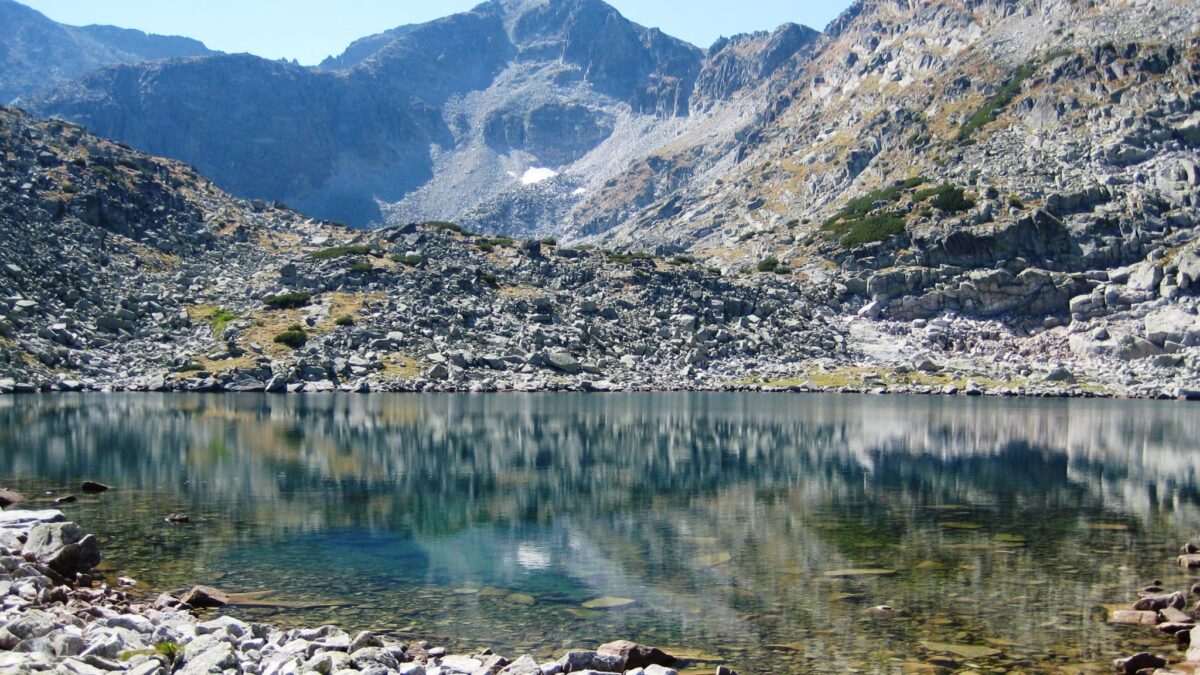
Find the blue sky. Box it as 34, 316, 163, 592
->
21, 1, 853, 65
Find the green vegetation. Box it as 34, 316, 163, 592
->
476, 236, 515, 252
669, 255, 696, 265
335, 315, 355, 327
480, 271, 499, 287
957, 61, 1039, 142
273, 324, 308, 349
156, 642, 181, 662
838, 212, 907, 248
1008, 195, 1025, 209
540, 237, 558, 246
310, 244, 370, 260
62, 183, 79, 194
605, 250, 655, 264
914, 183, 976, 213
821, 177, 925, 248
392, 254, 425, 267
785, 219, 800, 229
757, 256, 781, 273
347, 261, 374, 273
207, 309, 237, 337
426, 220, 468, 234
178, 362, 204, 373
264, 292, 312, 309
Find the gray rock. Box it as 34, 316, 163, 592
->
22, 522, 101, 575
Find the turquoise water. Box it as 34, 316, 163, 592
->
2, 393, 1199, 673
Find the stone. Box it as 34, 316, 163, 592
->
180, 585, 230, 608
80, 482, 110, 494
0, 490, 25, 509
545, 350, 581, 375
498, 655, 542, 675
1110, 610, 1159, 625
596, 641, 674, 669
22, 522, 101, 575
1113, 652, 1166, 674
1133, 591, 1185, 611
178, 636, 239, 675
556, 651, 624, 673
3, 608, 59, 640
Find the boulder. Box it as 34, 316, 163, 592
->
545, 350, 581, 375
22, 522, 101, 575
1113, 652, 1166, 674
0, 490, 25, 509
498, 655, 541, 675
178, 635, 238, 675
80, 482, 110, 494
1145, 308, 1200, 347
180, 585, 230, 608
557, 650, 623, 673
597, 641, 674, 670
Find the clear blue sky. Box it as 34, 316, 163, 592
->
20, 1, 852, 65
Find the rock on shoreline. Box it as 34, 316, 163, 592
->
0, 510, 724, 675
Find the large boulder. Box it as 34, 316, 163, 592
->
22, 522, 101, 575
0, 490, 25, 509
180, 585, 230, 608
597, 641, 675, 669
1144, 308, 1200, 346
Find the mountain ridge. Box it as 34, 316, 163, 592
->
0, 0, 216, 104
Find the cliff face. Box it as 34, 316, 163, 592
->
0, 0, 215, 104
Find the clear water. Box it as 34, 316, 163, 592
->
2, 393, 1199, 673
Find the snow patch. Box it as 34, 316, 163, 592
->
572, 187, 587, 196
520, 167, 558, 185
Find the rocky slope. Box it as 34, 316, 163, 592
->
0, 0, 215, 104
23, 0, 817, 230
0, 105, 1196, 398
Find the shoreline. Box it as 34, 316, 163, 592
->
1, 383, 1198, 401
0, 509, 708, 675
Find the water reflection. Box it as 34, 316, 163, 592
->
1, 394, 1198, 673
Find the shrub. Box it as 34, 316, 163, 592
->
540, 237, 558, 246
757, 256, 780, 273
178, 362, 204, 373
310, 245, 370, 260
669, 255, 696, 265
840, 213, 907, 248
264, 292, 312, 309
915, 184, 976, 213
347, 261, 373, 273
393, 254, 425, 266
1008, 196, 1025, 209
773, 265, 792, 275
335, 315, 355, 327
958, 61, 1038, 142
480, 271, 499, 287
273, 324, 308, 349
605, 251, 655, 264
426, 220, 466, 234
824, 177, 926, 229
62, 183, 79, 194
476, 237, 514, 252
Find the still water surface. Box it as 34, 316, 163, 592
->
2, 394, 1199, 673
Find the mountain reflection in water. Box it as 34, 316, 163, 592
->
2, 393, 1197, 673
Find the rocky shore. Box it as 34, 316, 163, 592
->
1108, 545, 1200, 674
0, 508, 720, 675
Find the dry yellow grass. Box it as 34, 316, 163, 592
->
380, 353, 425, 379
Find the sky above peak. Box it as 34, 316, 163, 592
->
20, 0, 853, 66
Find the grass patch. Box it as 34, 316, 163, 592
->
540, 237, 558, 246
273, 324, 308, 349
335, 315, 355, 327
669, 255, 696, 265
310, 244, 370, 260
347, 261, 373, 273
264, 292, 312, 309
392, 254, 425, 267
957, 61, 1038, 142
480, 271, 499, 287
